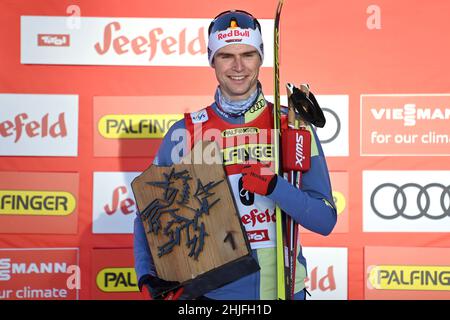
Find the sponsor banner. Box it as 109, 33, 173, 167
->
0, 172, 79, 234
303, 247, 348, 300
301, 171, 348, 233
91, 248, 144, 300
92, 172, 140, 234
330, 172, 349, 233
222, 143, 274, 166
0, 248, 79, 300
365, 246, 450, 299
0, 94, 78, 156
266, 95, 349, 157
363, 171, 450, 232
21, 16, 274, 67
228, 174, 276, 249
93, 96, 211, 157
361, 94, 450, 156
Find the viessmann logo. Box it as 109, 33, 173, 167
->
361, 94, 450, 156
371, 104, 450, 127
0, 258, 68, 281
98, 114, 182, 139
38, 34, 70, 47
96, 267, 139, 292
0, 190, 76, 216
367, 265, 450, 291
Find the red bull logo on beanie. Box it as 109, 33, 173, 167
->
217, 29, 251, 41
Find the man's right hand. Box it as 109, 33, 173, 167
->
139, 274, 184, 300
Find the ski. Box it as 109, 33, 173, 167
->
273, 0, 289, 300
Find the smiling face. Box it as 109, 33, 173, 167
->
212, 44, 262, 101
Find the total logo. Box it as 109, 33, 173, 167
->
38, 34, 70, 47
0, 113, 67, 143
96, 267, 139, 292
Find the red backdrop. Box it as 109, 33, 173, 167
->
1, 0, 450, 300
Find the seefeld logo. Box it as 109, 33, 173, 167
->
103, 186, 136, 216
96, 267, 139, 292
38, 34, 70, 47
371, 104, 450, 127
0, 112, 67, 143
0, 190, 76, 216
0, 258, 68, 281
94, 22, 206, 62
367, 265, 450, 291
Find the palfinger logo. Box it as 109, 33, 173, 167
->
0, 190, 77, 216
332, 191, 346, 215
96, 268, 139, 292
367, 265, 450, 291
222, 144, 274, 166
98, 114, 182, 139
221, 127, 259, 138
370, 183, 450, 220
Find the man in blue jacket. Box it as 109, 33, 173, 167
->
134, 9, 337, 300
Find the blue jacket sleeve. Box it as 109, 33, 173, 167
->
133, 119, 187, 284
267, 126, 337, 236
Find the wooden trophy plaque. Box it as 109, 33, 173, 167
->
131, 141, 259, 299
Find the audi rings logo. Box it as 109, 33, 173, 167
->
318, 108, 340, 144
370, 183, 450, 220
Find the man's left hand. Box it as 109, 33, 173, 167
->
241, 162, 278, 196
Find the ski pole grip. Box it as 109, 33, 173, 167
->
281, 128, 311, 172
